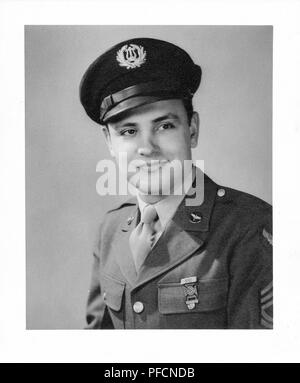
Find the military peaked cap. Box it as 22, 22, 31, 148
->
80, 37, 202, 124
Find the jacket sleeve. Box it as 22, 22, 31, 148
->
227, 213, 273, 329
85, 229, 114, 329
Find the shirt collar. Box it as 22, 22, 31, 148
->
122, 167, 221, 233
136, 166, 194, 230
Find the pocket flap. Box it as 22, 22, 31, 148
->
158, 278, 228, 314
101, 273, 125, 312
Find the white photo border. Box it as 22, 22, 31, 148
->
1, 0, 300, 363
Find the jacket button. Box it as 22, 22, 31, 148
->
133, 301, 144, 313
217, 188, 226, 197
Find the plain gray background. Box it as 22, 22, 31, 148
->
26, 25, 272, 329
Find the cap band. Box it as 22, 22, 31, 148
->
100, 79, 192, 122
103, 95, 162, 122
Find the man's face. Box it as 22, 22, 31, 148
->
104, 99, 199, 199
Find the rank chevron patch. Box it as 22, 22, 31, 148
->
260, 281, 273, 329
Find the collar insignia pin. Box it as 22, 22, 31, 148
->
189, 213, 202, 223
127, 216, 135, 226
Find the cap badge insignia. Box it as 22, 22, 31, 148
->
116, 44, 146, 70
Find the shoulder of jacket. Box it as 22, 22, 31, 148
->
223, 186, 271, 211
213, 182, 272, 229
203, 173, 270, 209
211, 184, 273, 255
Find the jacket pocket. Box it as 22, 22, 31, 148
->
158, 278, 228, 314
101, 273, 125, 312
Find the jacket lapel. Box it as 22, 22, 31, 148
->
133, 173, 218, 289
134, 219, 205, 288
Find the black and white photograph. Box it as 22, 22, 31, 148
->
1, 0, 300, 364
26, 25, 272, 330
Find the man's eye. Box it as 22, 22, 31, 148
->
120, 129, 137, 136
158, 123, 175, 131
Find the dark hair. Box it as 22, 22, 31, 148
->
182, 97, 194, 125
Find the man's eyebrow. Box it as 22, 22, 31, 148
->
152, 113, 180, 123
111, 113, 180, 129
112, 121, 137, 129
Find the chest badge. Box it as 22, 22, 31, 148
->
116, 44, 147, 70
181, 276, 199, 310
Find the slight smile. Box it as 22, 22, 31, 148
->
137, 160, 168, 173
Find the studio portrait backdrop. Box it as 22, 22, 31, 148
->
25, 25, 272, 329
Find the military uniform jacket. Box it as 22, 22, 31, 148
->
86, 173, 273, 329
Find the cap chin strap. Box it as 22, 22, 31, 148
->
99, 80, 193, 123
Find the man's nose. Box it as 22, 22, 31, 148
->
137, 133, 157, 157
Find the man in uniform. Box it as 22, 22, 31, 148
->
80, 38, 273, 329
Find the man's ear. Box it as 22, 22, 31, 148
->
102, 126, 115, 157
189, 112, 200, 148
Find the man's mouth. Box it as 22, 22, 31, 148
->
137, 160, 168, 173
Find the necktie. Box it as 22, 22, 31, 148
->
129, 204, 159, 271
